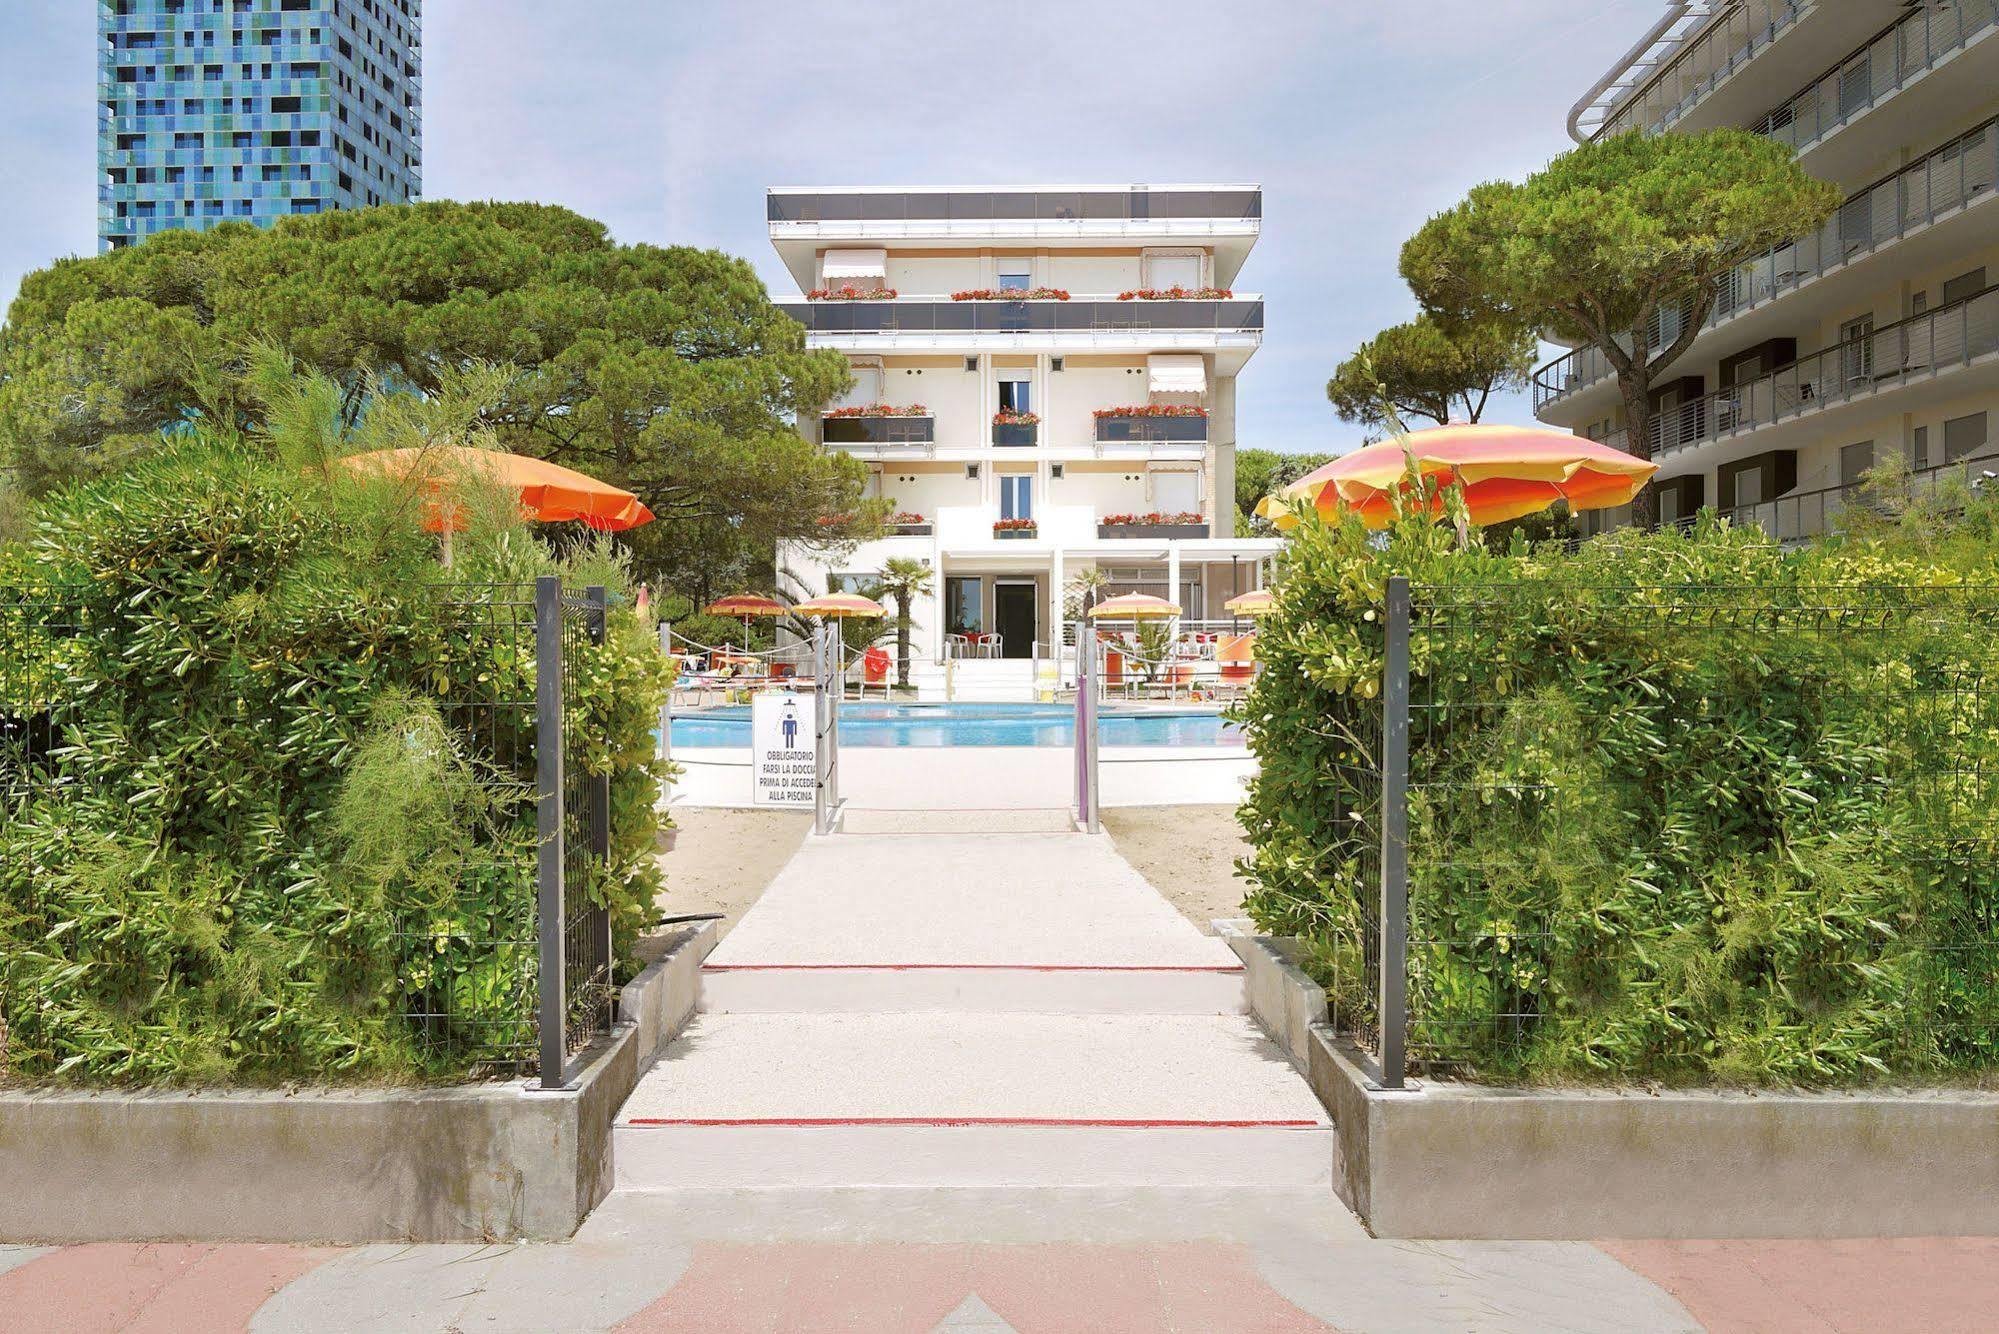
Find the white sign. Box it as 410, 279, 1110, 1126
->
751, 691, 818, 809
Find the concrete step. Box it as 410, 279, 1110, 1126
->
612, 1013, 1331, 1190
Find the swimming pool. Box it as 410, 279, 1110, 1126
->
667, 702, 1244, 748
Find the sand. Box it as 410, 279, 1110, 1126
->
644, 806, 813, 952
1100, 804, 1254, 936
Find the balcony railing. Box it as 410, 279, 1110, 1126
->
769, 188, 1260, 224
1535, 116, 1999, 411
1649, 285, 1999, 459
1577, 450, 1999, 543
1746, 0, 1999, 154
1093, 415, 1208, 444
776, 298, 1264, 337
821, 414, 935, 446
1593, 2, 1804, 141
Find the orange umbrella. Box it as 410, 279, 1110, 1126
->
793, 592, 887, 619
1257, 423, 1656, 532
336, 446, 655, 533
705, 594, 786, 617
1088, 592, 1181, 619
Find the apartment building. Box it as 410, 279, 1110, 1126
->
99, 0, 421, 252
768, 184, 1280, 678
1538, 0, 1999, 539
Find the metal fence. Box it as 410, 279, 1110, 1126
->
1337, 578, 1999, 1086
2, 577, 612, 1089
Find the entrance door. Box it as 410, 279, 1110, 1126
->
993, 582, 1037, 659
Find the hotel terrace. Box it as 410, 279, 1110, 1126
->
768, 184, 1279, 693
1543, 0, 1999, 539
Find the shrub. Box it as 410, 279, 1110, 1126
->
1238, 506, 1999, 1086
0, 425, 669, 1085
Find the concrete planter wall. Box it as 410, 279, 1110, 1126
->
1097, 523, 1209, 539
0, 923, 716, 1245
993, 527, 1039, 540
890, 523, 933, 536
1219, 923, 1999, 1239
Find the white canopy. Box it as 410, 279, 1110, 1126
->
822, 248, 887, 281
1148, 353, 1207, 395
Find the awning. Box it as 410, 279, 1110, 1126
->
1148, 354, 1207, 395
822, 248, 887, 281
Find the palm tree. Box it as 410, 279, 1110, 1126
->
1066, 567, 1111, 620
875, 557, 933, 688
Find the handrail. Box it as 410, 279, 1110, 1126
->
1649, 285, 1999, 460
1535, 115, 1999, 410
1586, 2, 1798, 141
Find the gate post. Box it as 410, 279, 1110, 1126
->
1075, 618, 1100, 834
814, 622, 840, 835
586, 586, 612, 989
1378, 575, 1411, 1089
658, 620, 673, 765
533, 575, 567, 1089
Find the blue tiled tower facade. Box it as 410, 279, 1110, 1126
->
98, 0, 421, 252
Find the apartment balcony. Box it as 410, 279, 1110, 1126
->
1093, 414, 1208, 444
821, 413, 935, 456
1643, 284, 1999, 461
1535, 115, 1999, 415
776, 296, 1263, 340
769, 188, 1259, 225
1584, 2, 1813, 142
1577, 447, 1999, 543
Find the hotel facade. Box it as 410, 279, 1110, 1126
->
768, 185, 1279, 686
1537, 1, 1999, 538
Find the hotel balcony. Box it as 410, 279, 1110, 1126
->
1628, 283, 1999, 461
820, 413, 935, 455
1535, 115, 1999, 416
776, 296, 1263, 339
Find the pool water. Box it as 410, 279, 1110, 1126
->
667, 702, 1244, 748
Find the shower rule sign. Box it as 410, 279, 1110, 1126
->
751, 690, 818, 808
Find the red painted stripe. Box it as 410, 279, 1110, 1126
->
701, 963, 1244, 974
624, 1116, 1321, 1129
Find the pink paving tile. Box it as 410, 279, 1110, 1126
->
0, 1243, 339, 1334
616, 1243, 1339, 1334
1601, 1237, 1999, 1334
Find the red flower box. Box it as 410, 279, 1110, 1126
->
808, 286, 897, 300
1115, 287, 1233, 300
1100, 512, 1204, 527
951, 287, 1071, 301
993, 518, 1038, 533
1091, 405, 1209, 419
825, 403, 929, 418
992, 410, 1040, 426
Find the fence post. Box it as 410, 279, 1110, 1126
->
586, 585, 612, 990
658, 620, 673, 766
1378, 576, 1411, 1089
1075, 619, 1100, 834
534, 575, 567, 1089
814, 622, 839, 835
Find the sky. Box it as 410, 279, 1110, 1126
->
0, 0, 1655, 454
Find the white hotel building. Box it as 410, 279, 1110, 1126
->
768, 184, 1280, 686
1539, 1, 1999, 537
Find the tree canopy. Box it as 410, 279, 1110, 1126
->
0, 201, 872, 593
1399, 129, 1840, 514
1326, 313, 1534, 431
1235, 447, 1333, 536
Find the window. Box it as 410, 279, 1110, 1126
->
1911, 425, 1930, 470
996, 259, 1031, 292
1944, 412, 1989, 462
946, 577, 983, 636
999, 474, 1033, 521
997, 372, 1031, 415
271, 95, 301, 113
1942, 268, 1987, 307
828, 573, 875, 595
1839, 441, 1875, 488
1839, 315, 1874, 383
1152, 470, 1202, 514
1143, 251, 1202, 290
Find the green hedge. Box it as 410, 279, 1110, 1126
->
0, 436, 670, 1084
1239, 509, 1999, 1085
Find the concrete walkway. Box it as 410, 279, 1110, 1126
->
11, 825, 1999, 1329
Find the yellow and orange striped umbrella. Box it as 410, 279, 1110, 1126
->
337, 445, 654, 532
704, 594, 787, 617
1257, 423, 1656, 531
1087, 592, 1181, 619
1224, 589, 1277, 617
793, 592, 887, 619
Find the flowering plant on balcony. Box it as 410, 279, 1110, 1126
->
992, 409, 1040, 427
1099, 512, 1205, 527
807, 285, 897, 300
993, 518, 1038, 533
1091, 404, 1209, 419
889, 511, 927, 526
824, 403, 929, 418
950, 287, 1071, 301
1115, 286, 1232, 300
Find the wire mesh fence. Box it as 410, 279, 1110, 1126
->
4, 578, 613, 1087
1334, 579, 1999, 1085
